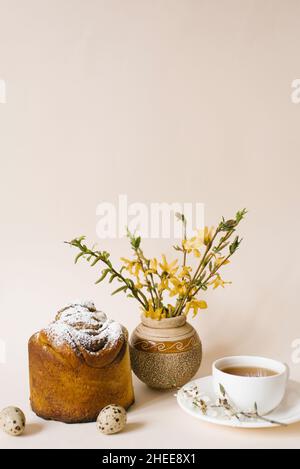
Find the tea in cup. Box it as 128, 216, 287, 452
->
212, 356, 289, 415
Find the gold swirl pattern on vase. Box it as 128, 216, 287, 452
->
132, 335, 197, 354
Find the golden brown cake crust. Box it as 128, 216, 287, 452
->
28, 301, 134, 423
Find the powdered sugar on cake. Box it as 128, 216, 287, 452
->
44, 300, 124, 353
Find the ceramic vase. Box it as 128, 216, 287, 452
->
130, 315, 202, 389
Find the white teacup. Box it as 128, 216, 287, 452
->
212, 356, 289, 415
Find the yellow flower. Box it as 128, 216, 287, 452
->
178, 266, 192, 279
145, 258, 158, 275
182, 234, 205, 257
121, 258, 143, 279
209, 274, 231, 289
197, 226, 215, 246
120, 257, 136, 275
193, 248, 201, 258
167, 304, 175, 317
159, 254, 178, 276
133, 262, 142, 277
158, 277, 169, 292
214, 256, 230, 268
135, 280, 143, 289
150, 258, 158, 271
169, 277, 187, 297
183, 237, 196, 251
183, 227, 214, 251
184, 299, 208, 317
144, 302, 163, 320
182, 237, 202, 255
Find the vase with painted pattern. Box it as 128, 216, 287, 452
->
130, 315, 202, 389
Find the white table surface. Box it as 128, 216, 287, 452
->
1, 369, 300, 450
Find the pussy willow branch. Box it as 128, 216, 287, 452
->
240, 411, 287, 427
183, 385, 286, 427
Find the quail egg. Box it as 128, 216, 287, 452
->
0, 407, 26, 436
96, 405, 127, 435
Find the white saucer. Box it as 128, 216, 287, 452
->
177, 376, 300, 428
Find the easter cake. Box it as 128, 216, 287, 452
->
28, 300, 134, 423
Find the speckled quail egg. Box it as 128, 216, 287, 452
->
0, 407, 26, 436
96, 405, 127, 435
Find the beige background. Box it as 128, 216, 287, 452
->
1, 0, 300, 449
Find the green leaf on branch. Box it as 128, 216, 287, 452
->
236, 208, 247, 223
109, 273, 118, 283
134, 236, 141, 249
91, 256, 102, 266
229, 236, 241, 255
111, 285, 128, 296
125, 278, 135, 289
95, 269, 110, 284
75, 252, 85, 264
